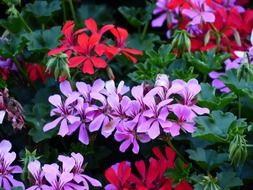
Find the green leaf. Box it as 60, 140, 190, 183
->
25, 103, 57, 143
0, 17, 25, 33
127, 33, 160, 51
23, 26, 61, 52
193, 111, 237, 142
198, 83, 237, 110
187, 148, 228, 171
25, 0, 61, 17
118, 5, 154, 28
165, 158, 191, 187
217, 171, 243, 190
221, 69, 253, 101
186, 50, 229, 75
77, 4, 113, 24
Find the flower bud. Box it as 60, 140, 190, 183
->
46, 53, 70, 80
229, 134, 247, 166
171, 30, 191, 55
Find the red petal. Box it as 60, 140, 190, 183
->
77, 33, 89, 51
85, 18, 98, 33
105, 168, 121, 188
165, 146, 176, 167
90, 57, 107, 69
82, 59, 94, 74
88, 33, 101, 51
62, 20, 75, 38
146, 158, 159, 186
100, 24, 114, 34
123, 48, 143, 55
122, 52, 138, 63
110, 27, 128, 46
167, 0, 183, 9
95, 44, 107, 56
135, 160, 146, 179
69, 56, 86, 68
48, 47, 68, 56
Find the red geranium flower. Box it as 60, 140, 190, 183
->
107, 27, 143, 63
68, 33, 107, 74
48, 20, 75, 57
105, 161, 133, 190
76, 18, 114, 36
26, 63, 46, 82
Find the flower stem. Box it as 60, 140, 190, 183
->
167, 138, 188, 164
141, 21, 149, 40
68, 0, 77, 23
62, 0, 67, 22
18, 12, 32, 32
238, 96, 241, 118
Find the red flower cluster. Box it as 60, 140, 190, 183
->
190, 7, 253, 53
153, 0, 252, 54
105, 146, 192, 190
48, 18, 143, 75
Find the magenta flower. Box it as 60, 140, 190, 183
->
153, 74, 184, 100
42, 164, 73, 190
68, 100, 91, 145
152, 0, 179, 38
137, 96, 172, 139
165, 104, 196, 137
104, 80, 129, 96
182, 0, 215, 25
106, 95, 131, 136
115, 121, 150, 154
87, 92, 111, 137
69, 153, 102, 188
0, 140, 24, 190
43, 93, 80, 137
76, 79, 105, 104
27, 160, 47, 190
173, 79, 210, 118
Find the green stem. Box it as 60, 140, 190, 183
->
68, 0, 77, 23
238, 96, 241, 118
62, 0, 67, 22
141, 21, 149, 40
167, 139, 188, 164
18, 12, 32, 32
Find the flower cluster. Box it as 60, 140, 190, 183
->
27, 152, 101, 190
0, 88, 25, 129
105, 146, 192, 190
152, 0, 253, 53
44, 74, 209, 154
0, 140, 24, 190
48, 18, 143, 76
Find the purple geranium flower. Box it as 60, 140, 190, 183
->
76, 79, 105, 104
104, 80, 129, 96
115, 121, 150, 154
173, 79, 209, 118
42, 164, 73, 190
87, 92, 111, 137
137, 96, 172, 139
68, 99, 91, 145
27, 160, 47, 190
165, 104, 195, 136
43, 93, 80, 137
0, 140, 24, 190
182, 0, 215, 25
